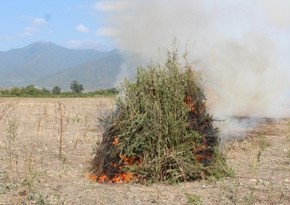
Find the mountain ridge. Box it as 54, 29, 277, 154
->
0, 41, 140, 91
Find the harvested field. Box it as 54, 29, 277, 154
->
0, 98, 290, 204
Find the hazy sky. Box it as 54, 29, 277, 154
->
0, 0, 117, 51
1, 0, 290, 54
1, 1, 290, 117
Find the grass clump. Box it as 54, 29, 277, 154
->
186, 193, 203, 205
90, 50, 231, 183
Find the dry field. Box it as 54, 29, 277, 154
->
0, 98, 289, 205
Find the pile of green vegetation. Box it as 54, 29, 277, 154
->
91, 51, 232, 184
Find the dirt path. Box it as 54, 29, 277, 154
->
0, 98, 289, 204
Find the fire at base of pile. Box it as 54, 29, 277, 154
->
90, 51, 232, 184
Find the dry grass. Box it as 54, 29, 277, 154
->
0, 98, 290, 204
0, 97, 114, 204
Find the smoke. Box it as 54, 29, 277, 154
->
98, 0, 290, 134
203, 33, 289, 117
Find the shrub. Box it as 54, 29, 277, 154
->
90, 51, 231, 183
70, 80, 84, 93
52, 86, 61, 95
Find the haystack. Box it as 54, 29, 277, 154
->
90, 51, 231, 183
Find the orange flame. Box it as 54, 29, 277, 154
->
113, 136, 119, 145
98, 174, 108, 183
91, 154, 139, 184
88, 173, 97, 181
89, 172, 134, 184
184, 95, 196, 112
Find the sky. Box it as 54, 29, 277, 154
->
1, 1, 290, 54
1, 0, 290, 118
0, 0, 117, 51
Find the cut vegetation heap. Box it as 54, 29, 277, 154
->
90, 51, 231, 184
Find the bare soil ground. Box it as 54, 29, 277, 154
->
0, 98, 289, 205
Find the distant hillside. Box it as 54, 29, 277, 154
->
0, 41, 141, 90
38, 49, 140, 90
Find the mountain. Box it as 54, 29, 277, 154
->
38, 49, 140, 90
0, 41, 141, 90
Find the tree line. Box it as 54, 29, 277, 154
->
0, 81, 118, 97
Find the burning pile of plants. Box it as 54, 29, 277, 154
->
90, 51, 231, 184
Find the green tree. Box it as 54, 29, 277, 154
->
70, 81, 84, 93
10, 87, 22, 96
42, 88, 50, 95
23, 85, 42, 96
0, 89, 9, 96
52, 86, 61, 94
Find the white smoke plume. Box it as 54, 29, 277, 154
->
98, 0, 290, 123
